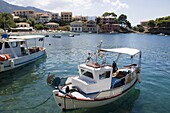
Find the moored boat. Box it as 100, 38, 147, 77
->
47, 41, 142, 111
68, 34, 74, 37
0, 34, 46, 73
52, 34, 61, 38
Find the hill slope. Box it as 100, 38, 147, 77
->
0, 0, 46, 13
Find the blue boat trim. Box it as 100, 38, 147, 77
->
15, 53, 45, 66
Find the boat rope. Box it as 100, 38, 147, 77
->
1, 93, 53, 112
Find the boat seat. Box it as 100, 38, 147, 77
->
111, 76, 126, 88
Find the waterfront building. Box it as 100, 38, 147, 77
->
46, 22, 59, 30
11, 22, 33, 32
96, 16, 117, 24
73, 16, 88, 21
83, 20, 97, 33
51, 13, 60, 22
70, 21, 83, 32
12, 14, 20, 21
61, 12, 72, 22
99, 23, 120, 33
16, 22, 30, 27
35, 13, 52, 23
13, 10, 34, 18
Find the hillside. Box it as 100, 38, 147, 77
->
0, 0, 46, 13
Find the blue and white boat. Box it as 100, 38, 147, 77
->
48, 41, 142, 111
0, 35, 46, 73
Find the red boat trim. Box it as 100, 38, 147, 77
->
55, 79, 138, 101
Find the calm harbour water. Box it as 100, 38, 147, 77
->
0, 33, 170, 113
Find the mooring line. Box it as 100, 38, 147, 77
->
1, 93, 53, 111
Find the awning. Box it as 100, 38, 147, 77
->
9, 35, 45, 40
100, 48, 141, 56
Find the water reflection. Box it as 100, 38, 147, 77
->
0, 57, 46, 95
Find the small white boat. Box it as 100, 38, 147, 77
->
88, 31, 92, 34
53, 34, 61, 38
68, 34, 74, 37
0, 34, 46, 73
48, 41, 142, 111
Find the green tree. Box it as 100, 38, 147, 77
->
15, 17, 27, 22
34, 23, 44, 30
157, 20, 170, 27
110, 12, 117, 17
102, 12, 110, 17
132, 26, 137, 31
26, 18, 36, 27
0, 13, 16, 30
102, 12, 117, 17
137, 25, 144, 32
147, 20, 155, 27
126, 20, 132, 29
118, 14, 127, 24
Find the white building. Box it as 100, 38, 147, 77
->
36, 13, 51, 23
61, 12, 72, 22
51, 13, 60, 22
70, 21, 83, 32
11, 22, 33, 32
45, 22, 59, 30
13, 10, 34, 18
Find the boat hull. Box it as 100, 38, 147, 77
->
53, 76, 138, 110
0, 49, 46, 73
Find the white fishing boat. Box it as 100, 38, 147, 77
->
0, 34, 46, 73
48, 41, 142, 111
52, 34, 61, 38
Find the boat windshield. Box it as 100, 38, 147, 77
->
99, 71, 111, 80
81, 69, 93, 79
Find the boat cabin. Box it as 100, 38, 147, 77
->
0, 39, 25, 58
0, 35, 45, 60
72, 63, 113, 94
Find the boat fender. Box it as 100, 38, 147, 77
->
0, 62, 4, 72
10, 60, 15, 68
136, 67, 140, 74
4, 54, 10, 60
0, 55, 7, 61
137, 73, 141, 83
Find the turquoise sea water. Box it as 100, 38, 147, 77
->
0, 33, 170, 113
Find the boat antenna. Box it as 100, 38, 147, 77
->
97, 40, 103, 50
96, 40, 103, 62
